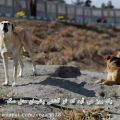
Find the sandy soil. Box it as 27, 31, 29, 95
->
0, 60, 120, 120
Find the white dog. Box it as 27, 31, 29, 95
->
0, 21, 37, 86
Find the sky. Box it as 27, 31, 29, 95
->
65, 0, 120, 8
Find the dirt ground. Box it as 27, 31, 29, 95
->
0, 60, 120, 120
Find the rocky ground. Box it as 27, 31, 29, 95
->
0, 60, 119, 120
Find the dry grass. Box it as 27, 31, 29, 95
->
1, 18, 120, 71
57, 107, 111, 120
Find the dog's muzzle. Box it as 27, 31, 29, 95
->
3, 23, 8, 33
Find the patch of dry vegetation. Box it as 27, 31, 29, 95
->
57, 107, 111, 120
1, 18, 120, 71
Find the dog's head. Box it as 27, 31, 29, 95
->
105, 55, 120, 67
0, 21, 14, 33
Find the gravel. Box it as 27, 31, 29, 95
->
0, 60, 120, 120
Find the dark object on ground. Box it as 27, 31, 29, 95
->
52, 66, 81, 78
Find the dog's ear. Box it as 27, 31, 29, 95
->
104, 55, 113, 60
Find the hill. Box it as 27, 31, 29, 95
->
1, 18, 120, 71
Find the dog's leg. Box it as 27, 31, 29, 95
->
27, 33, 37, 76
27, 50, 37, 76
12, 57, 18, 87
22, 31, 37, 76
18, 58, 24, 77
102, 80, 119, 85
96, 72, 112, 84
1, 52, 9, 85
96, 79, 105, 84
107, 73, 112, 80
32, 63, 37, 76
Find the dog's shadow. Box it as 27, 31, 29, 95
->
19, 77, 95, 97
40, 77, 95, 97
19, 66, 95, 97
